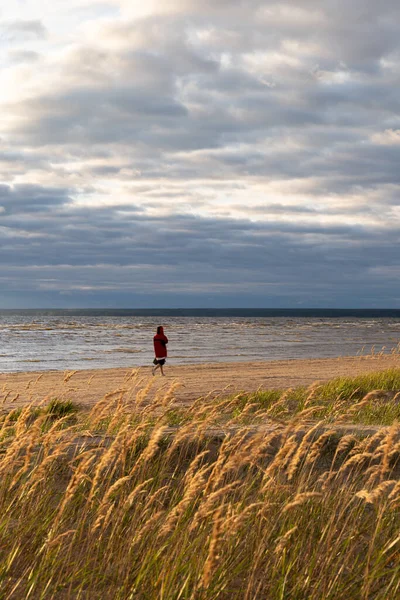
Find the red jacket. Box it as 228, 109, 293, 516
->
154, 327, 168, 358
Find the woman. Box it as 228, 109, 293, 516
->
152, 325, 168, 376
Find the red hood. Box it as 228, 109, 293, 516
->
158, 327, 164, 335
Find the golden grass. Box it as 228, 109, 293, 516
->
0, 371, 399, 598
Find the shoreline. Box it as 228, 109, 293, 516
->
1, 350, 398, 374
0, 354, 399, 411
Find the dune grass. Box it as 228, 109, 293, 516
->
0, 371, 400, 597
233, 368, 400, 426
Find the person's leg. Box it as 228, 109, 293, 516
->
160, 363, 165, 376
152, 363, 160, 375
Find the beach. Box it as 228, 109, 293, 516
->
1, 354, 399, 410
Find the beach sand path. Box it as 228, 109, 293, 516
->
0, 355, 399, 411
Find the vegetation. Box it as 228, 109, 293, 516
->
45, 398, 79, 419
0, 370, 399, 598
236, 368, 400, 425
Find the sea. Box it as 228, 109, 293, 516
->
0, 309, 399, 373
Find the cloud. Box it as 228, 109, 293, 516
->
7, 50, 41, 64
0, 19, 48, 41
0, 184, 71, 215
0, 1, 399, 306
0, 182, 399, 307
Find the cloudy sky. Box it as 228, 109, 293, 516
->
0, 0, 399, 308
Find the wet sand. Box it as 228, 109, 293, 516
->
0, 354, 399, 411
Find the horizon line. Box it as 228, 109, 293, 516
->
0, 307, 399, 312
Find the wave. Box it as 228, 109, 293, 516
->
20, 359, 42, 363
105, 348, 142, 354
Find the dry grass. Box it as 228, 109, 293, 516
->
0, 371, 399, 598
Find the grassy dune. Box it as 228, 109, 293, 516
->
241, 368, 400, 425
0, 369, 400, 598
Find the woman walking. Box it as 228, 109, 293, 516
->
152, 326, 168, 376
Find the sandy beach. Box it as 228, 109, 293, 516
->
1, 354, 399, 411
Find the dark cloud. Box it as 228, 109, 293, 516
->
0, 185, 399, 307
0, 184, 71, 215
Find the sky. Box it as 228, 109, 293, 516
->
0, 0, 399, 308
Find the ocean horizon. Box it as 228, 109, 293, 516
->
1, 308, 400, 317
